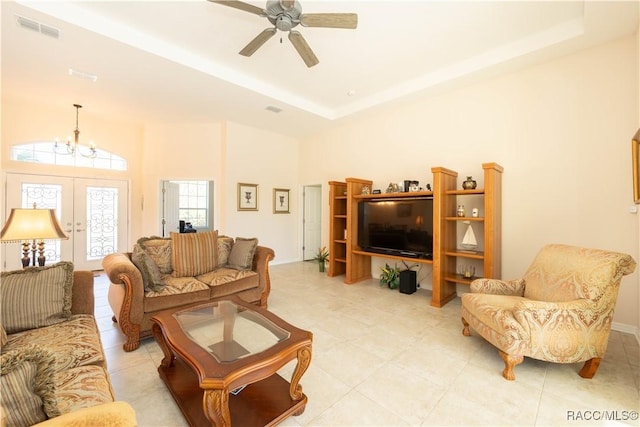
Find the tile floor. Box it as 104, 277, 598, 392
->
95, 261, 640, 426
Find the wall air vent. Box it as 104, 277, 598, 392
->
15, 15, 60, 39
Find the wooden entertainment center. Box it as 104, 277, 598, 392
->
328, 163, 503, 308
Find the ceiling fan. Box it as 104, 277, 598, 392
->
208, 0, 358, 67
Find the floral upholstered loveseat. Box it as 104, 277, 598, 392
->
0, 262, 136, 426
461, 244, 636, 380
102, 231, 275, 351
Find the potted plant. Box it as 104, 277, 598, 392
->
379, 263, 401, 289
314, 247, 329, 272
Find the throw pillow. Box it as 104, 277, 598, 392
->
137, 236, 173, 274
1, 261, 74, 334
228, 237, 258, 271
217, 236, 234, 267
0, 345, 61, 426
171, 230, 218, 277
131, 244, 166, 292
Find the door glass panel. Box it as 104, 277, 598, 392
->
20, 183, 63, 263
86, 186, 119, 260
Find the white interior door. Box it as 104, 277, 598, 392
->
161, 181, 180, 236
303, 185, 322, 260
3, 174, 128, 271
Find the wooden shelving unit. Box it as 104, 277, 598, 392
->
328, 162, 502, 308
432, 162, 503, 307
328, 181, 347, 277
345, 178, 373, 284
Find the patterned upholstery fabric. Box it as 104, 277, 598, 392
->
462, 244, 636, 367
1, 262, 74, 334
0, 345, 60, 426
197, 268, 258, 287
4, 315, 106, 371
131, 244, 166, 292
137, 236, 172, 274
218, 236, 234, 266
170, 230, 218, 277
145, 275, 210, 297
53, 365, 114, 415
228, 237, 258, 270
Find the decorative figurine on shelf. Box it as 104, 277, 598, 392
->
361, 185, 370, 195
386, 183, 395, 193
458, 265, 476, 279
462, 176, 477, 190
457, 205, 465, 217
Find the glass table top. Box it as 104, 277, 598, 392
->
173, 300, 290, 363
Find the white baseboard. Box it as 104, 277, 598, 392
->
612, 322, 640, 344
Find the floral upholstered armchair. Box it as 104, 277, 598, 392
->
461, 244, 636, 380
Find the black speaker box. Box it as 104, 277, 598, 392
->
399, 270, 417, 294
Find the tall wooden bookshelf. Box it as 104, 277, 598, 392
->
431, 163, 503, 307
328, 181, 347, 277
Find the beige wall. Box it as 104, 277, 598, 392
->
300, 35, 639, 329
224, 121, 300, 264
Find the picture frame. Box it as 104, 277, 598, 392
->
238, 183, 258, 211
633, 129, 640, 204
273, 188, 290, 214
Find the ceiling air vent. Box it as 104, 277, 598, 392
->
265, 105, 283, 113
15, 15, 60, 39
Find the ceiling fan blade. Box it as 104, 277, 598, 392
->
288, 30, 319, 67
239, 28, 277, 56
300, 13, 358, 29
207, 0, 265, 16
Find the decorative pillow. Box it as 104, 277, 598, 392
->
171, 230, 218, 277
137, 236, 173, 274
217, 236, 234, 267
228, 237, 258, 271
132, 244, 166, 292
0, 345, 61, 426
1, 261, 73, 334
1, 323, 7, 348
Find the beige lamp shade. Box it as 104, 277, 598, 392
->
0, 208, 68, 242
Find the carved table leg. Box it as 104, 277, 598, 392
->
289, 345, 312, 415
151, 322, 174, 368
203, 389, 230, 427
499, 350, 523, 381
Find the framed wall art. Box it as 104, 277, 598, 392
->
238, 183, 258, 211
273, 188, 290, 214
633, 129, 640, 204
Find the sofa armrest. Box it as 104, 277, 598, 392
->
102, 253, 145, 351
252, 246, 275, 307
71, 271, 95, 315
34, 401, 137, 427
471, 278, 525, 296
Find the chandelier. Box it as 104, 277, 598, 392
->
53, 103, 97, 158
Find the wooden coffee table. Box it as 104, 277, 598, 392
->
151, 296, 312, 426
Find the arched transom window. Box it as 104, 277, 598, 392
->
10, 141, 127, 171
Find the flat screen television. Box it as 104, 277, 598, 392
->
357, 197, 433, 259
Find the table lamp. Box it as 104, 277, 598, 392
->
0, 206, 68, 268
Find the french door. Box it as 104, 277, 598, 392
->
3, 174, 128, 271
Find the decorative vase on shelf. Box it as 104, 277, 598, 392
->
462, 176, 477, 190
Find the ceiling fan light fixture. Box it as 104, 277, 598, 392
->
210, 0, 357, 67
